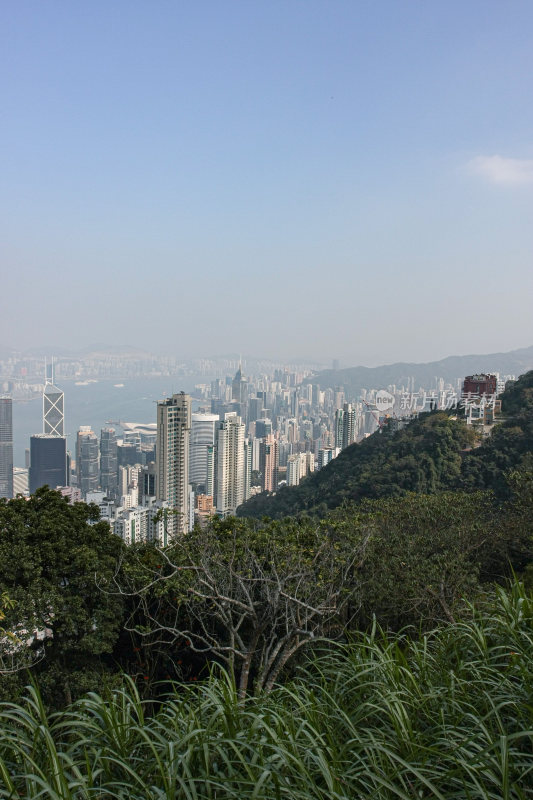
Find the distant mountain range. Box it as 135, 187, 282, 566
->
2, 344, 533, 388
305, 345, 533, 397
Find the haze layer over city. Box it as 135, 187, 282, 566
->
1, 1, 532, 363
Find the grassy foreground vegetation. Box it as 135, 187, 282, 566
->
0, 581, 532, 798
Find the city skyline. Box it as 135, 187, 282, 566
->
1, 2, 532, 363
0, 344, 524, 550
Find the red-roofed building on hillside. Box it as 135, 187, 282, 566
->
462, 374, 498, 397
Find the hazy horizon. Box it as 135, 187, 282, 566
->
2, 1, 532, 363
3, 340, 533, 375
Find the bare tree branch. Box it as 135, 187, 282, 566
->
108, 519, 369, 698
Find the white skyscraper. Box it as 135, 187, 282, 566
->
286, 451, 314, 487
156, 392, 191, 537
215, 412, 245, 518
287, 454, 301, 487
243, 437, 252, 503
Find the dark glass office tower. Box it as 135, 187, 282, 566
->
76, 428, 99, 498
29, 434, 67, 494
100, 427, 118, 498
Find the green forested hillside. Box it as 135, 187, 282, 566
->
238, 370, 533, 520
239, 412, 475, 519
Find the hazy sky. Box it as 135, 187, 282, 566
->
1, 1, 532, 366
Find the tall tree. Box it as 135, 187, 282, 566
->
0, 488, 126, 706
117, 517, 368, 699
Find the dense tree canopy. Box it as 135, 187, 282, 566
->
0, 488, 126, 705
1, 472, 531, 708
112, 484, 531, 696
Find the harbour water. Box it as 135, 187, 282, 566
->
12, 375, 212, 467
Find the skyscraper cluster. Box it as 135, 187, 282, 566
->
8, 355, 508, 548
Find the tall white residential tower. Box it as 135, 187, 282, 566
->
215, 412, 245, 518
156, 392, 191, 536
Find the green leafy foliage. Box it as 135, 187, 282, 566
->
342, 490, 511, 629
115, 485, 531, 701
0, 488, 126, 706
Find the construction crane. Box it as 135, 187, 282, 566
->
360, 398, 398, 431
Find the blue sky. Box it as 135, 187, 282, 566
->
1, 1, 532, 365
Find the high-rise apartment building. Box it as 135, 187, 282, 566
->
215, 412, 245, 518
259, 434, 278, 492
317, 448, 337, 470
139, 461, 157, 503
335, 403, 358, 450
0, 397, 13, 499
243, 437, 252, 502
287, 451, 314, 487
190, 412, 219, 490
334, 387, 345, 411
113, 500, 172, 546
100, 428, 118, 498
205, 444, 215, 498
118, 464, 141, 508
287, 454, 301, 487
76, 427, 99, 498
156, 392, 191, 537
29, 434, 67, 494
